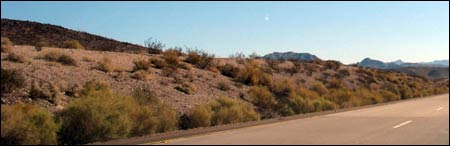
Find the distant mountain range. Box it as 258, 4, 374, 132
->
357, 58, 449, 69
263, 51, 320, 61
357, 58, 449, 80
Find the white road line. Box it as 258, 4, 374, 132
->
436, 107, 443, 111
393, 120, 412, 129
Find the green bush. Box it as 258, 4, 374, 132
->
235, 62, 273, 86
57, 83, 134, 144
64, 40, 84, 49
1, 103, 58, 145
1, 68, 25, 93
1, 37, 13, 53
189, 104, 213, 128
248, 86, 277, 118
289, 96, 315, 114
188, 97, 260, 128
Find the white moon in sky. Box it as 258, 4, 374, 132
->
265, 15, 270, 21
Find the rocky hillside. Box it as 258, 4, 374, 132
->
1, 19, 160, 54
2, 45, 448, 114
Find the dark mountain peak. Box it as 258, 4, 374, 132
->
263, 51, 320, 61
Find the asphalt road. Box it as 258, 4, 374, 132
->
152, 94, 449, 145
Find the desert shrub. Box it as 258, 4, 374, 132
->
325, 89, 354, 108
7, 52, 27, 63
218, 81, 230, 91
29, 80, 61, 104
57, 54, 77, 66
353, 89, 383, 106
131, 70, 152, 81
130, 88, 177, 135
217, 63, 240, 78
64, 40, 84, 49
336, 69, 351, 79
295, 87, 320, 100
327, 78, 344, 89
289, 96, 315, 114
248, 86, 277, 118
97, 57, 114, 72
323, 60, 341, 71
188, 97, 260, 128
1, 68, 25, 93
144, 37, 165, 54
185, 49, 215, 69
154, 104, 178, 133
133, 60, 150, 71
380, 90, 401, 102
1, 37, 13, 53
175, 83, 197, 95
179, 62, 192, 70
129, 106, 158, 136
270, 79, 296, 99
39, 50, 77, 66
57, 82, 134, 144
162, 49, 181, 69
82, 56, 95, 62
311, 81, 328, 96
149, 58, 167, 69
235, 62, 262, 85
399, 84, 414, 99
266, 60, 281, 73
1, 103, 58, 145
161, 67, 177, 77
189, 104, 213, 128
209, 66, 220, 74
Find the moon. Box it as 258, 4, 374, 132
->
265, 15, 270, 21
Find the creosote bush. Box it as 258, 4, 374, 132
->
1, 103, 58, 145
58, 81, 178, 144
188, 97, 260, 129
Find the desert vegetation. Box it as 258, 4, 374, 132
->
1, 40, 448, 144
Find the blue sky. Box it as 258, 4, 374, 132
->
1, 1, 448, 64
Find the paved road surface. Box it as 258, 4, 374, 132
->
152, 94, 449, 145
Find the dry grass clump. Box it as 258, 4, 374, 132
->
7, 52, 28, 63
217, 81, 231, 91
185, 49, 215, 69
1, 37, 13, 53
29, 80, 61, 104
217, 63, 240, 78
38, 50, 77, 66
64, 39, 84, 49
1, 68, 25, 93
131, 70, 153, 81
133, 59, 151, 72
97, 57, 115, 72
